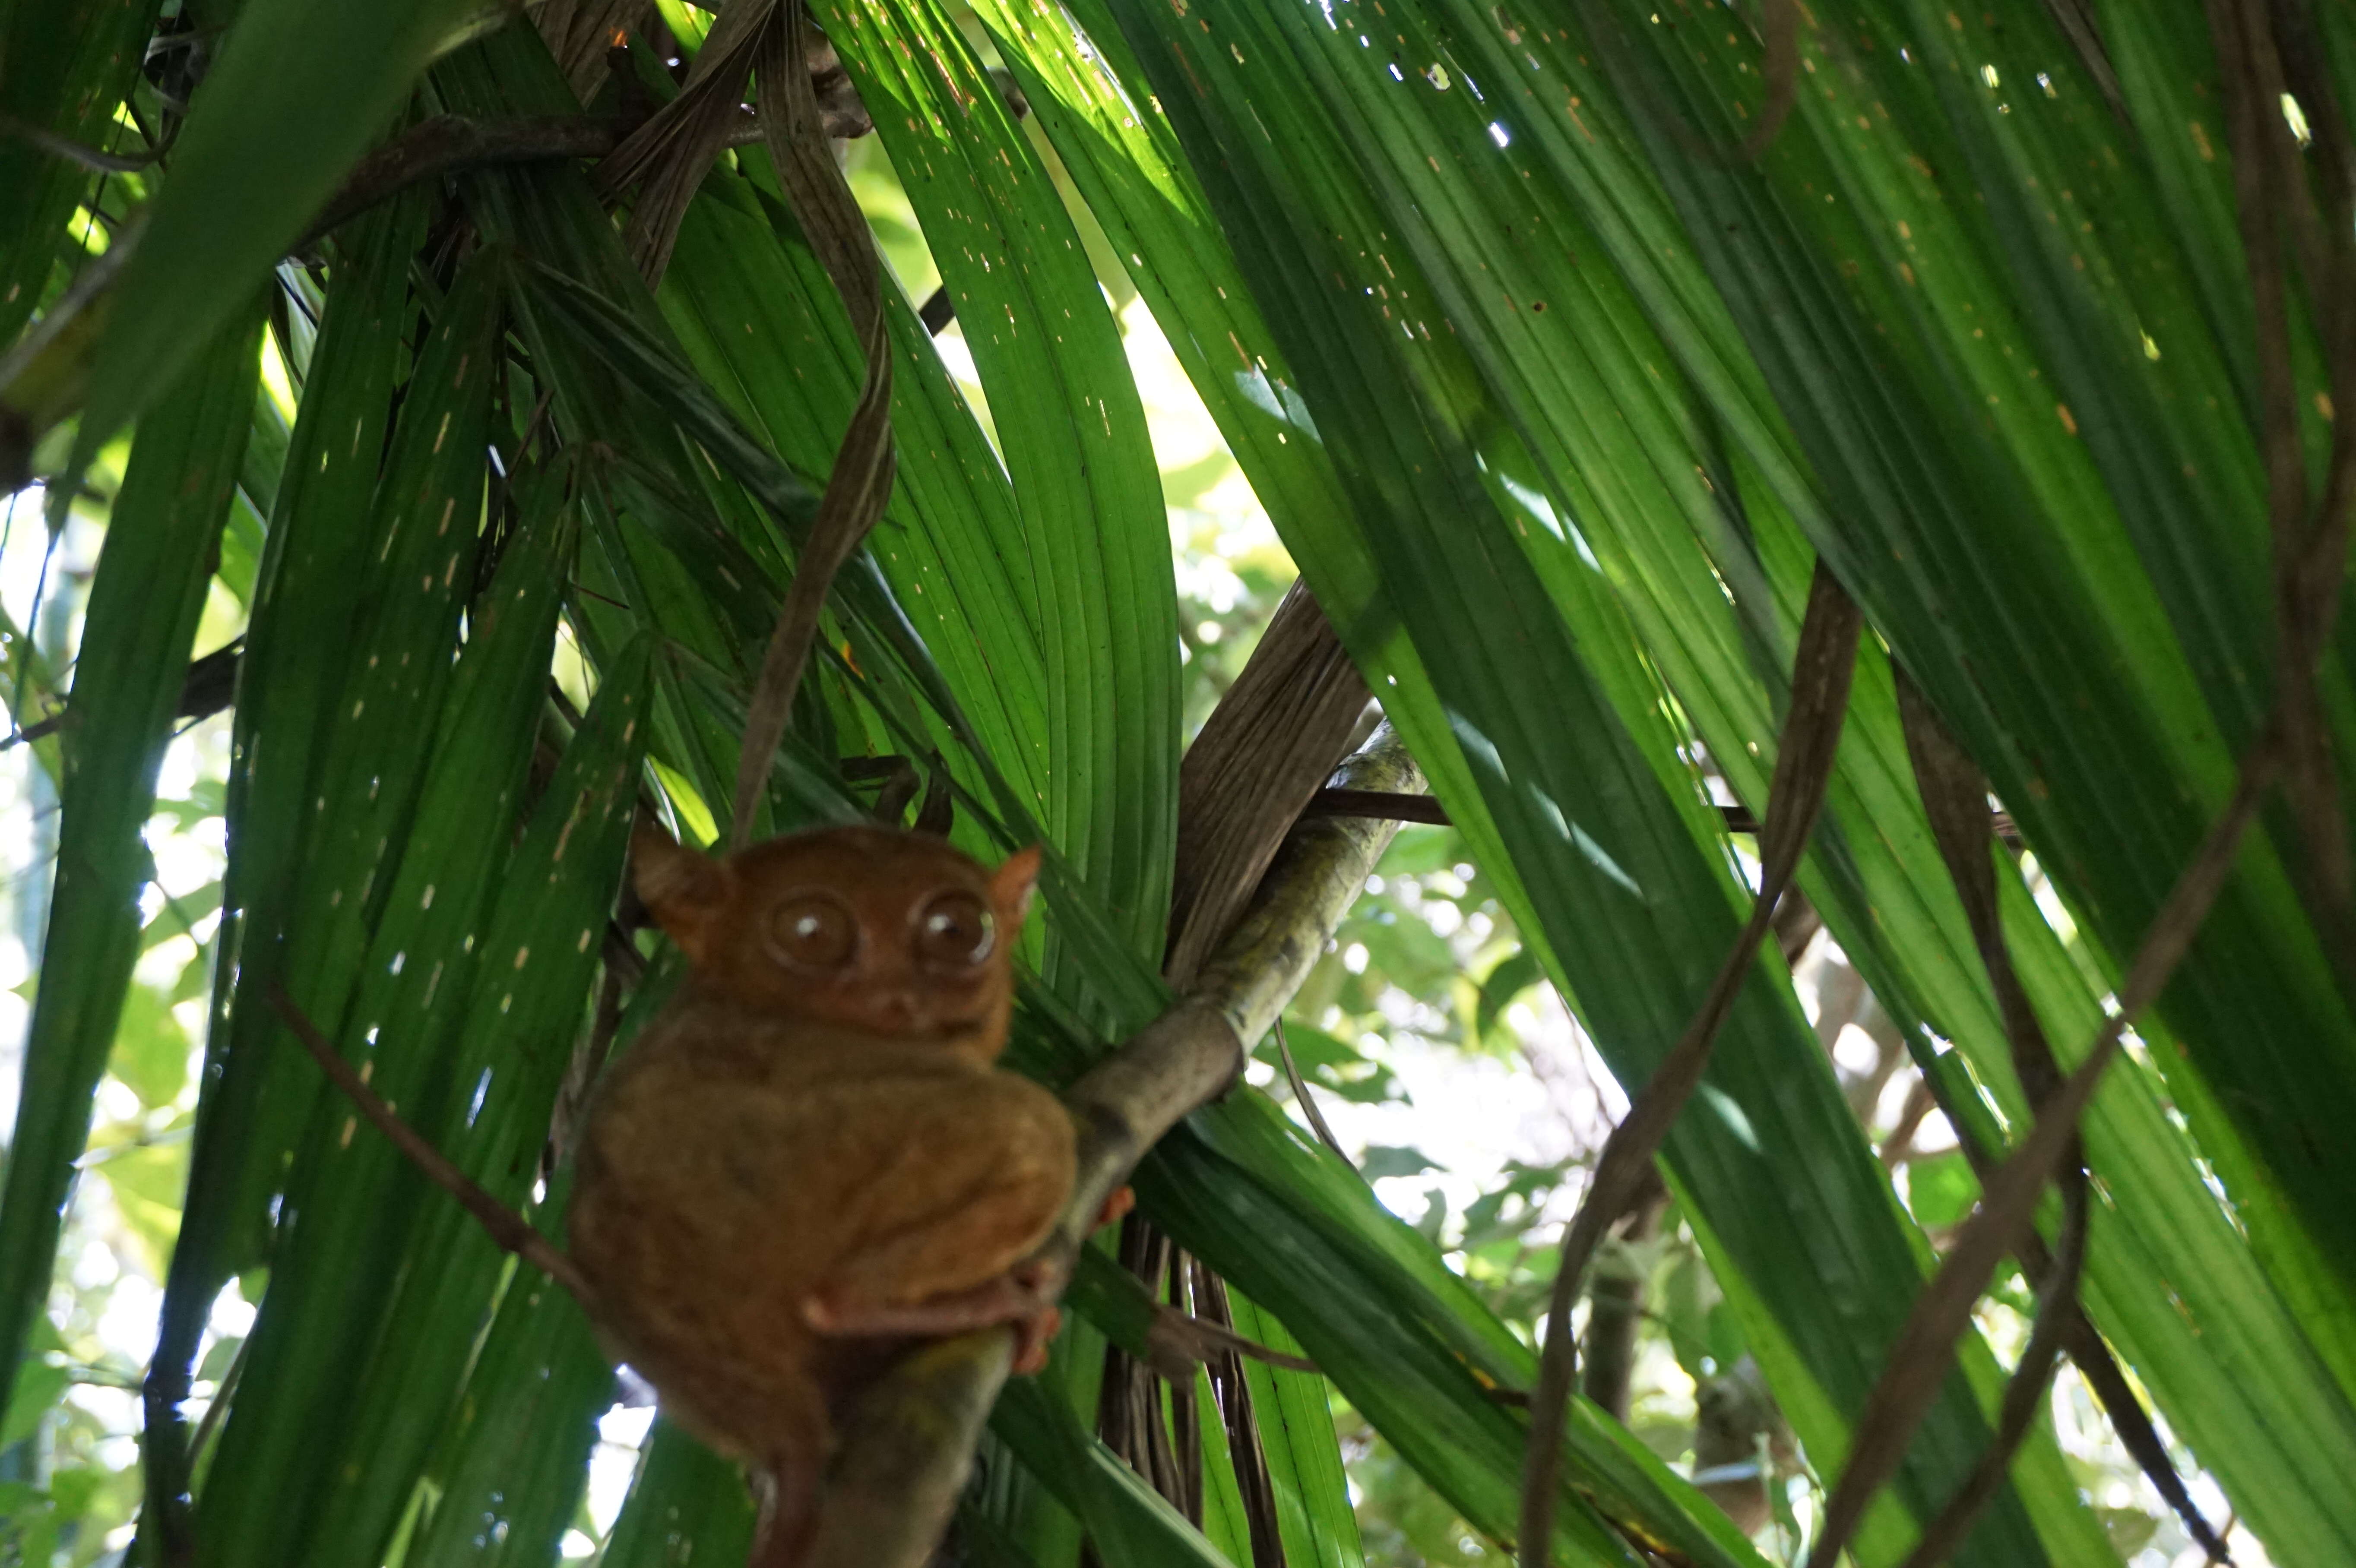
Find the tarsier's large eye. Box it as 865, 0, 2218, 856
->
768, 892, 858, 972
913, 891, 994, 972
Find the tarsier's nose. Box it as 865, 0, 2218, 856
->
872, 989, 925, 1029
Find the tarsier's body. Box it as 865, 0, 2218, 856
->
568, 825, 1076, 1555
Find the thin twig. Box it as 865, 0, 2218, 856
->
2204, 0, 2351, 919
1308, 786, 2030, 846
186, 1327, 249, 1469
1876, 1076, 1936, 1169
1146, 1302, 1322, 1375
1521, 563, 1861, 1568
1888, 667, 2186, 1561
725, 3, 896, 853
9, 639, 246, 749
265, 984, 595, 1304
1272, 1017, 1356, 1176
297, 107, 869, 253
0, 113, 161, 172
1738, 0, 1800, 160
1909, 1043, 2230, 1561
1803, 738, 2281, 1568
1189, 1261, 1288, 1568
1895, 1170, 2090, 1568
1307, 787, 1453, 826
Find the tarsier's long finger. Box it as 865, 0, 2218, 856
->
1092, 1186, 1136, 1230
1009, 1307, 1061, 1375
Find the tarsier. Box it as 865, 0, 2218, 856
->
277, 819, 1118, 1564
568, 822, 1100, 1562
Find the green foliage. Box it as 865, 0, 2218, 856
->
3, 3, 2356, 1568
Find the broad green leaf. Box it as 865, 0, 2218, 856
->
0, 302, 256, 1416
991, 1377, 1236, 1568
80, 0, 514, 446
215, 242, 505, 1276
402, 646, 657, 1566
108, 981, 191, 1109
599, 1417, 757, 1568
1316, 0, 2356, 1549
658, 175, 1052, 836
1035, 3, 2087, 1559
818, 0, 1181, 972
190, 454, 567, 1568
1224, 1290, 1367, 1568
1565, 0, 2356, 1326
404, 1257, 610, 1568
28, 6, 2356, 1568
1146, 1098, 1761, 1568
155, 193, 428, 1404
0, 0, 156, 347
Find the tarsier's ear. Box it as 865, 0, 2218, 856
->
991, 844, 1043, 937
631, 821, 730, 965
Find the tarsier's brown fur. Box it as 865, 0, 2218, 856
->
569, 824, 1080, 1562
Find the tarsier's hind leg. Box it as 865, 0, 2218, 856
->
804, 1259, 1064, 1373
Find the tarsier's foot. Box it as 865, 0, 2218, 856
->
1010, 1305, 1061, 1375
1093, 1186, 1136, 1230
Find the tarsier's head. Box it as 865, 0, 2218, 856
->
632, 822, 1040, 1054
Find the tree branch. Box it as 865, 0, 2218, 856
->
1308, 786, 2023, 845
298, 103, 871, 253
4, 639, 239, 750
800, 725, 1422, 1568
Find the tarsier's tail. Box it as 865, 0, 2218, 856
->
749, 1463, 817, 1568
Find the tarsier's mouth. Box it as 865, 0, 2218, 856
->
839, 1003, 989, 1044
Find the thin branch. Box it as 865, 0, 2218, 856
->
1523, 563, 1862, 1568
1803, 737, 2281, 1568
1876, 1075, 1936, 1169
2204, 0, 2350, 919
1272, 1017, 1355, 1176
1885, 666, 2157, 1559
1308, 787, 2023, 845
297, 105, 869, 253
1794, 13, 2349, 1549
1580, 1188, 1667, 1423
1308, 787, 1452, 826
1906, 1051, 2232, 1560
265, 984, 596, 1304
1190, 1260, 1288, 1568
1146, 1302, 1321, 1376
186, 1328, 246, 1464
4, 639, 239, 750
0, 113, 161, 173
1895, 1167, 2090, 1568
725, 3, 896, 854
